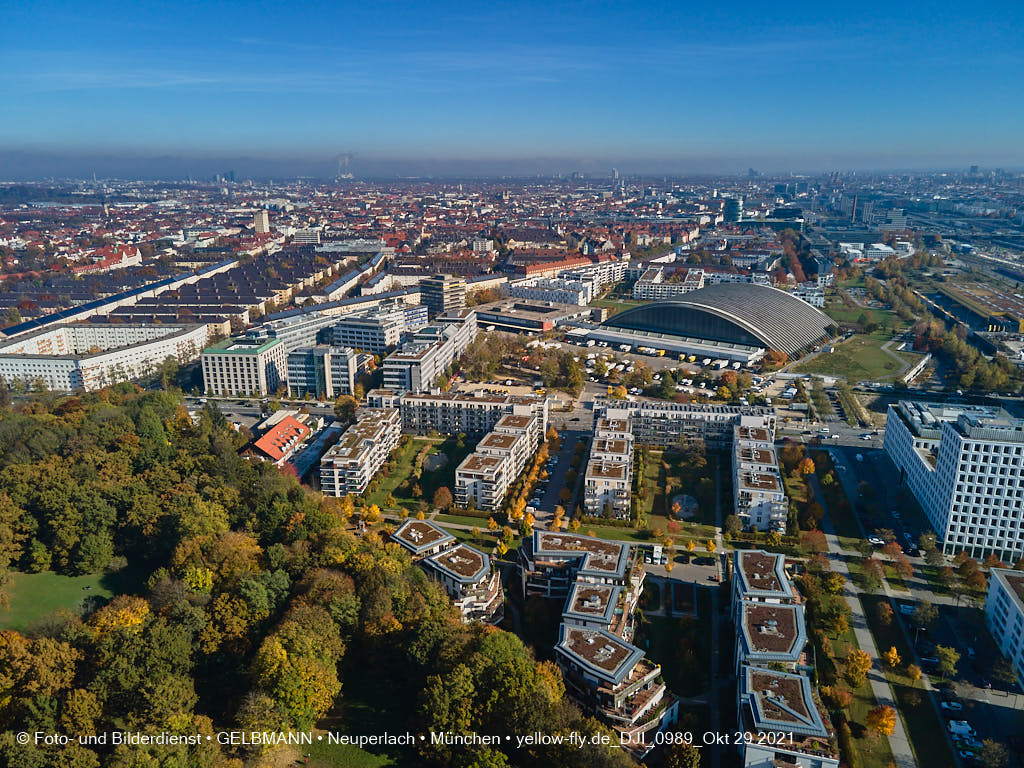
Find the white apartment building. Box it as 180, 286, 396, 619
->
732, 417, 787, 532
985, 568, 1024, 687
455, 413, 543, 511
504, 277, 592, 305
390, 519, 504, 624
790, 284, 825, 307
560, 260, 627, 290
0, 323, 208, 391
201, 336, 288, 396
884, 400, 1024, 559
732, 550, 836, 768
632, 267, 705, 300
319, 408, 401, 496
596, 402, 776, 449
584, 417, 634, 519
400, 390, 549, 436
424, 542, 504, 624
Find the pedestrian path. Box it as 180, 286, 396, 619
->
814, 473, 918, 768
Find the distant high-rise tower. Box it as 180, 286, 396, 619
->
254, 209, 270, 234
724, 197, 743, 223
612, 168, 620, 180
421, 274, 467, 318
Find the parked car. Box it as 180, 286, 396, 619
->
941, 701, 963, 712
947, 720, 975, 736
868, 536, 885, 546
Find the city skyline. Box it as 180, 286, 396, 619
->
2, 0, 1023, 177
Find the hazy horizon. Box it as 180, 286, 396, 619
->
3, 0, 1023, 178
0, 148, 1018, 183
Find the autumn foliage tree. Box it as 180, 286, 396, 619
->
844, 648, 873, 687
866, 705, 897, 738
432, 486, 453, 511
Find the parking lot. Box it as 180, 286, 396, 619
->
892, 596, 1024, 765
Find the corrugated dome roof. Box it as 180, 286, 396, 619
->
602, 283, 831, 356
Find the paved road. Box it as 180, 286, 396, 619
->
533, 428, 586, 526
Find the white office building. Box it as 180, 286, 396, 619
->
331, 313, 404, 354
985, 568, 1024, 687
286, 345, 362, 399
201, 337, 288, 397
382, 312, 477, 393
885, 400, 1024, 559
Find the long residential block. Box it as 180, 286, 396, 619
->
319, 408, 401, 496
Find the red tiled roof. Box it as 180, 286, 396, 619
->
253, 416, 311, 462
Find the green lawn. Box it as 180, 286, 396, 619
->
823, 622, 897, 768
366, 437, 472, 511
307, 737, 396, 768
590, 297, 646, 315
434, 513, 493, 528
364, 438, 421, 509
861, 593, 957, 768
793, 332, 923, 383
1, 570, 133, 631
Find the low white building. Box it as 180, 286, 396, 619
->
632, 267, 705, 300
505, 276, 593, 305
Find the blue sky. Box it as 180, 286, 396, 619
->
2, 0, 1023, 172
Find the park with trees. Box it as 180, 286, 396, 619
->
0, 386, 636, 768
